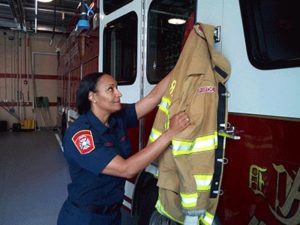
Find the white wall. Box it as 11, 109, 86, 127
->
0, 30, 63, 130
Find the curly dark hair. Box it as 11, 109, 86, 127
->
76, 72, 105, 115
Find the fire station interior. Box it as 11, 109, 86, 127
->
0, 0, 195, 225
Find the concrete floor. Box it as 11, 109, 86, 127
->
0, 130, 137, 225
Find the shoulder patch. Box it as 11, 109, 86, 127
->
72, 130, 95, 154
197, 86, 216, 93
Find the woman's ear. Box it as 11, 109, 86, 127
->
88, 91, 96, 103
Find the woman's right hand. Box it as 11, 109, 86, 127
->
102, 111, 190, 179
167, 111, 190, 136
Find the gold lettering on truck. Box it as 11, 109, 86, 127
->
249, 165, 267, 196
269, 164, 300, 224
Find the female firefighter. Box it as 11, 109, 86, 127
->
57, 72, 190, 225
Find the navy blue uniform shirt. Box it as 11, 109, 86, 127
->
63, 104, 138, 206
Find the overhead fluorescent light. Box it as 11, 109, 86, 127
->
38, 0, 53, 2
168, 18, 186, 25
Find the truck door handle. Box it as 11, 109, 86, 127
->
219, 122, 241, 140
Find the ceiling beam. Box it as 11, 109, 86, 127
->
7, 0, 27, 31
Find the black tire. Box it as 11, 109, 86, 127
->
137, 177, 158, 225
212, 214, 221, 225
149, 210, 179, 225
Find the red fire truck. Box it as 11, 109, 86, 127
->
57, 0, 300, 224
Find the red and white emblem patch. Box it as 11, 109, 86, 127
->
197, 86, 216, 93
72, 130, 95, 154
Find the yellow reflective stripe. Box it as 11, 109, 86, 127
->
200, 211, 214, 225
155, 198, 182, 224
164, 119, 170, 130
180, 192, 198, 208
149, 128, 162, 143
162, 96, 171, 105
172, 132, 218, 156
194, 174, 213, 191
193, 133, 217, 150
158, 96, 171, 115
157, 96, 171, 129
154, 169, 159, 178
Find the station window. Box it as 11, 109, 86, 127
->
240, 0, 300, 69
103, 0, 133, 15
147, 0, 195, 84
103, 12, 137, 85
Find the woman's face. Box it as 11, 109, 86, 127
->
90, 74, 122, 114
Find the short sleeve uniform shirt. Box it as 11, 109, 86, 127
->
63, 104, 138, 206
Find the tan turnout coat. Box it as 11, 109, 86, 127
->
148, 23, 231, 224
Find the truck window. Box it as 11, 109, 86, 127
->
103, 12, 137, 85
240, 0, 300, 69
147, 0, 195, 84
103, 0, 133, 15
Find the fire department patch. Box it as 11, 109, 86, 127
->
197, 86, 216, 93
72, 130, 95, 154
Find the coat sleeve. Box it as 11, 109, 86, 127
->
170, 77, 218, 212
